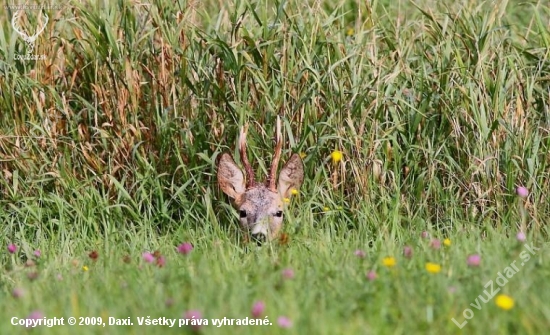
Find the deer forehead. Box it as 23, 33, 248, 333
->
237, 186, 282, 212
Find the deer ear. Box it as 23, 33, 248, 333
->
278, 154, 304, 198
217, 153, 246, 199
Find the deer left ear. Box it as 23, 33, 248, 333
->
217, 153, 246, 199
277, 154, 304, 198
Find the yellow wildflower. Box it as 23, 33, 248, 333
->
331, 150, 343, 164
291, 189, 299, 196
82, 266, 89, 272
425, 262, 441, 274
299, 152, 307, 159
323, 207, 330, 212
443, 238, 451, 246
382, 257, 396, 268
495, 294, 514, 310
346, 28, 355, 36
283, 198, 290, 204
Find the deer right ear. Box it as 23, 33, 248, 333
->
217, 153, 246, 199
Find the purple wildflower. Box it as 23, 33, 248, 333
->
142, 252, 155, 263
281, 268, 295, 280
8, 244, 17, 254
516, 186, 529, 198
403, 246, 413, 258
277, 316, 293, 328
251, 301, 265, 318
366, 270, 377, 281
467, 254, 481, 267
177, 242, 194, 255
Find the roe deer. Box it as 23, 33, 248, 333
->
217, 118, 304, 244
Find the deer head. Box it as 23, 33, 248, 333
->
217, 118, 304, 244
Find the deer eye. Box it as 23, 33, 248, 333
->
239, 210, 247, 218
275, 211, 283, 217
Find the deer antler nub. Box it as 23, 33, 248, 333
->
239, 124, 255, 188
267, 116, 282, 191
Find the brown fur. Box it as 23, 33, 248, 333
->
217, 121, 304, 242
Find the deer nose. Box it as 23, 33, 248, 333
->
251, 233, 266, 246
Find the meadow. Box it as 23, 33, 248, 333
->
0, 0, 549, 334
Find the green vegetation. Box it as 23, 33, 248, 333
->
0, 0, 549, 334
